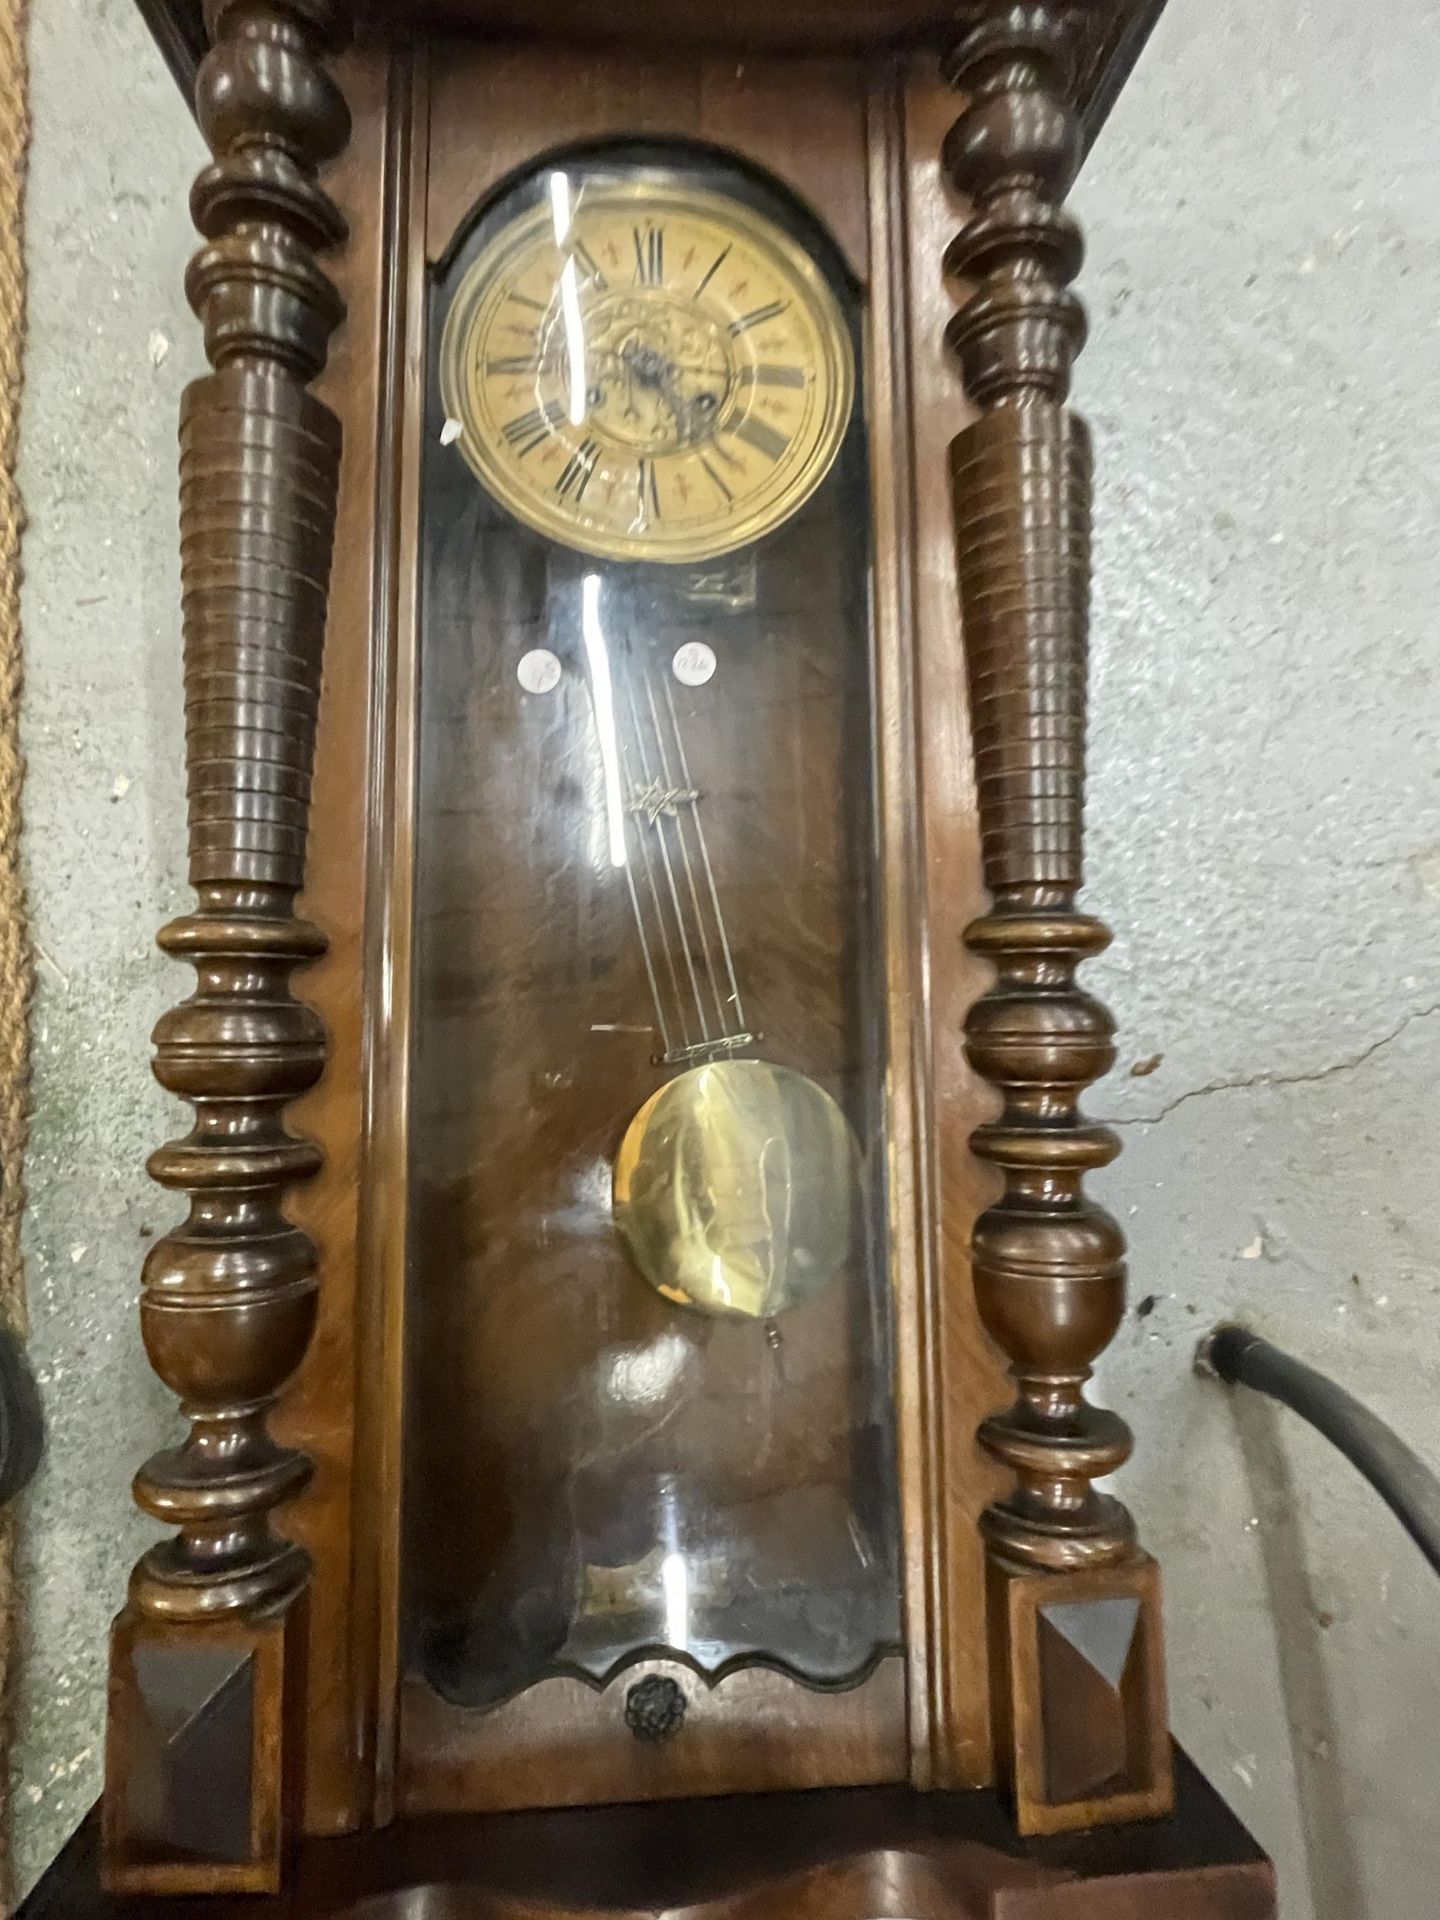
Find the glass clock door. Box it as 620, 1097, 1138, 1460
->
403, 145, 899, 1716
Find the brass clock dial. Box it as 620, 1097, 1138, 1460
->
439, 176, 854, 563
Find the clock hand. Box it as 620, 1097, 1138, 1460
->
618, 341, 723, 446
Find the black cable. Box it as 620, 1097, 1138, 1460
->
1202, 1323, 1440, 1580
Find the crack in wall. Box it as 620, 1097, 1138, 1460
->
1100, 1003, 1440, 1129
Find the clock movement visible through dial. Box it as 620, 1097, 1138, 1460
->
439, 174, 854, 563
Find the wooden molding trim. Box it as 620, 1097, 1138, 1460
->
131, 0, 1170, 161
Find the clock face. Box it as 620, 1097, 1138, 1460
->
438, 176, 855, 563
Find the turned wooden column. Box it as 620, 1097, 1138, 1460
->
103, 0, 349, 1893
943, 2, 1172, 1834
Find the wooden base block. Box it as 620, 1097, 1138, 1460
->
989, 1554, 1173, 1837
101, 1598, 303, 1897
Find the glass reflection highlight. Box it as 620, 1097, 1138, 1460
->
547, 171, 589, 427
580, 574, 628, 870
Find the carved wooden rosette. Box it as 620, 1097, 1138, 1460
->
103, 0, 350, 1893
942, 3, 1171, 1834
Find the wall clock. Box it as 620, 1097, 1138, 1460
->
25, 1, 1278, 1915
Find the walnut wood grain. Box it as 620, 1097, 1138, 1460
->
401, 1655, 908, 1815
873, 63, 1014, 1795
103, 0, 352, 1891
319, 45, 432, 1834
138, 0, 349, 1634
135, 0, 1171, 167
268, 39, 399, 1838
940, 2, 1170, 1833
944, 0, 1129, 1582
422, 44, 870, 281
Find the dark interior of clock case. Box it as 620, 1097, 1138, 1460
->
402, 148, 899, 1711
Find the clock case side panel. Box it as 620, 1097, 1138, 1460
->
868, 61, 1013, 1797
276, 41, 430, 1839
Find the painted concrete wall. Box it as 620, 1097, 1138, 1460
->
12, 0, 1439, 1912
1082, 7, 1440, 1912
1082, 8, 1440, 1914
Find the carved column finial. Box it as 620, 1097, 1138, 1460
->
942, 1, 1172, 1834
104, 0, 349, 1893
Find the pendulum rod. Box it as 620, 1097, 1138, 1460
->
616, 649, 756, 1066
623, 675, 711, 1052
621, 833, 676, 1061
662, 675, 750, 1041
642, 675, 733, 1040
617, 721, 687, 1059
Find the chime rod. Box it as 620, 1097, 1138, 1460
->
1199, 1323, 1440, 1580
623, 677, 709, 1048
642, 676, 732, 1038
662, 676, 748, 1038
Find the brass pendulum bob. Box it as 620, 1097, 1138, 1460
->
614, 1057, 855, 1320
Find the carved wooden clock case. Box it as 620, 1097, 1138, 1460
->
27, 2, 1276, 1916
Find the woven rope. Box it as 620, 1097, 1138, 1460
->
0, 2, 28, 1329
0, 0, 30, 1896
